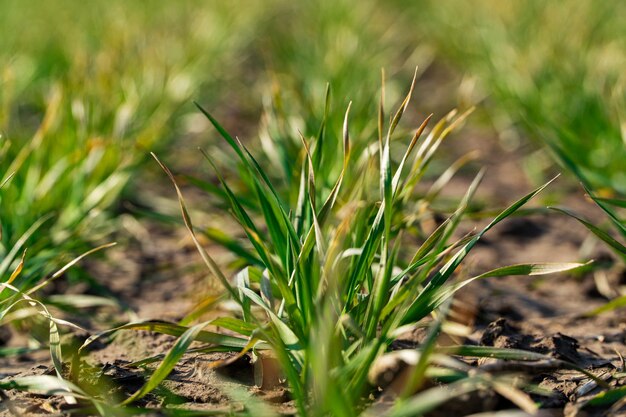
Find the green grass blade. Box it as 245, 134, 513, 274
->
194, 102, 245, 161
203, 227, 262, 266
199, 149, 277, 270
549, 206, 626, 256
294, 162, 309, 235
403, 177, 557, 323
382, 377, 482, 417
239, 141, 300, 246
179, 295, 226, 326
25, 242, 117, 296
591, 196, 626, 209
314, 102, 352, 226
438, 345, 608, 385
0, 346, 39, 357
222, 384, 278, 417
80, 320, 251, 353
400, 303, 446, 398
122, 321, 210, 405
0, 375, 88, 399
0, 171, 15, 190
392, 114, 432, 196
241, 287, 301, 350
584, 293, 626, 316
312, 83, 331, 174
209, 317, 257, 336
583, 185, 626, 238
386, 67, 417, 140
0, 214, 53, 279
195, 102, 299, 250
153, 153, 241, 303
585, 385, 626, 407
473, 262, 588, 278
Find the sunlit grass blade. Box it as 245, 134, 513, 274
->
315, 102, 352, 226
491, 380, 539, 415
25, 242, 117, 296
425, 262, 590, 312
386, 67, 418, 139
425, 151, 480, 202
380, 377, 484, 417
403, 176, 558, 323
391, 114, 432, 196
179, 295, 227, 326
79, 320, 252, 353
241, 288, 301, 351
0, 283, 85, 405
196, 102, 299, 250
0, 214, 53, 280
45, 294, 122, 310
0, 171, 15, 189
0, 375, 88, 399
438, 345, 609, 386
208, 317, 257, 336
4, 249, 26, 289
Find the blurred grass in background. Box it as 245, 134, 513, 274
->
200, 0, 435, 214
412, 0, 626, 196
1, 0, 625, 304
0, 0, 428, 292
1, 0, 626, 414
0, 0, 260, 290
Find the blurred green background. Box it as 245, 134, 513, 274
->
1, 1, 626, 414
1, 0, 624, 291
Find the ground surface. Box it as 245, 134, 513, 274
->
2, 113, 626, 417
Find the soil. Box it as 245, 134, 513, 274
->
2, 104, 626, 416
